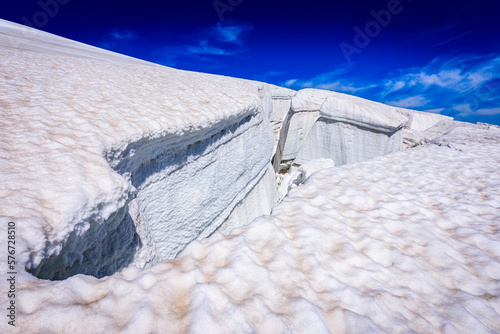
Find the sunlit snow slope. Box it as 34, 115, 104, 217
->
0, 19, 276, 279
1, 19, 500, 334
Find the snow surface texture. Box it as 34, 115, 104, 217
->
2, 19, 500, 333
0, 19, 278, 279
4, 123, 500, 333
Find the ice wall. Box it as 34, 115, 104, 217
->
108, 111, 274, 261
267, 84, 296, 154
295, 93, 407, 166
274, 89, 409, 171
216, 164, 277, 235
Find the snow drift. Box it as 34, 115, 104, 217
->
1, 19, 500, 334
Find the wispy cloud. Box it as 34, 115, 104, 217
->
455, 105, 500, 117
281, 54, 500, 122
100, 29, 137, 49
381, 55, 500, 120
433, 30, 474, 47
110, 30, 136, 40
383, 56, 496, 94
475, 107, 500, 116
386, 95, 430, 108
212, 21, 252, 45
282, 67, 375, 94
156, 21, 252, 67
187, 40, 233, 56
384, 80, 406, 95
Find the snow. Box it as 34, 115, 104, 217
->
6, 123, 500, 333
276, 158, 336, 201
1, 18, 500, 333
0, 20, 149, 65
397, 107, 453, 132
0, 19, 274, 278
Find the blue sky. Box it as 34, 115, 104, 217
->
3, 0, 500, 125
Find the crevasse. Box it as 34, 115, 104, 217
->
0, 19, 450, 281
30, 82, 451, 280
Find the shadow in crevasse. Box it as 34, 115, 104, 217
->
28, 114, 255, 281
28, 202, 142, 281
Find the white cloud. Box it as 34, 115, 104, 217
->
456, 106, 500, 116
385, 55, 500, 95
374, 54, 500, 120
451, 105, 500, 117
281, 67, 374, 94
213, 22, 252, 45
156, 21, 252, 65
384, 80, 406, 94
190, 21, 251, 54
100, 29, 137, 49
413, 70, 463, 88
453, 104, 472, 117
475, 107, 500, 115
316, 82, 362, 94
385, 95, 430, 108
279, 55, 499, 122
187, 40, 232, 55
110, 30, 136, 40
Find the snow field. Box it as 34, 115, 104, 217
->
8, 124, 500, 333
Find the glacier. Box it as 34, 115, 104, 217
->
1, 19, 500, 333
